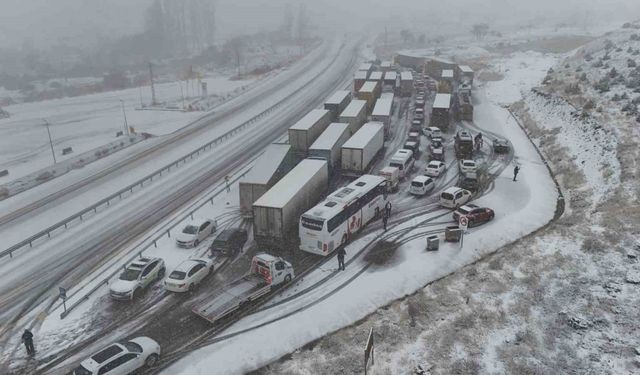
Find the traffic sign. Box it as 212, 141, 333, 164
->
58, 287, 67, 301
459, 216, 469, 230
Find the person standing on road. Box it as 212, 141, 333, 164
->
337, 248, 346, 271
513, 165, 520, 182
382, 213, 389, 231
385, 201, 392, 218
22, 329, 35, 356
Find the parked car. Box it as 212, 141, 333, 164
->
164, 258, 215, 292
493, 139, 510, 154
110, 257, 165, 301
458, 159, 477, 174
453, 204, 495, 227
459, 171, 479, 191
69, 337, 161, 375
209, 228, 248, 256
424, 126, 442, 139
409, 176, 435, 196
439, 187, 472, 208
175, 218, 216, 248
425, 160, 446, 177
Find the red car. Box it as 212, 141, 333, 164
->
452, 204, 495, 227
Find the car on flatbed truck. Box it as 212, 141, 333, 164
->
193, 254, 294, 324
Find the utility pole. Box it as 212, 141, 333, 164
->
149, 62, 157, 106
384, 26, 388, 49
119, 100, 129, 135
43, 119, 57, 164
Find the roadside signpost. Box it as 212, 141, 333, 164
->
364, 328, 374, 374
458, 216, 468, 248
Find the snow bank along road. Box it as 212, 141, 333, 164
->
0, 37, 337, 247
0, 37, 360, 358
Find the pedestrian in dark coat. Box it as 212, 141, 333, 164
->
513, 165, 520, 181
337, 248, 346, 271
22, 329, 35, 356
382, 214, 388, 231
385, 201, 392, 217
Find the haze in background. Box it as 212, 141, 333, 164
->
1, 0, 639, 50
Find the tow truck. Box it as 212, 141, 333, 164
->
193, 254, 294, 324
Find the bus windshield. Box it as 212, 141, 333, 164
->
301, 216, 324, 231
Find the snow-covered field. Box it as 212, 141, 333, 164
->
255, 27, 640, 375
0, 75, 259, 181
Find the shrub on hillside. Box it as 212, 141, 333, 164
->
594, 77, 610, 92
628, 59, 637, 68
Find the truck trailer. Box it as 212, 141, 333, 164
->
308, 123, 351, 171
383, 71, 397, 88
239, 143, 294, 217
371, 98, 393, 137
192, 254, 294, 324
338, 99, 367, 135
341, 122, 385, 175
431, 93, 452, 131
400, 71, 414, 97
253, 158, 328, 245
357, 81, 381, 113
288, 109, 332, 155
324, 90, 351, 120
354, 71, 368, 91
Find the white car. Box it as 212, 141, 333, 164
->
70, 337, 161, 375
424, 160, 446, 177
459, 159, 477, 174
409, 176, 435, 196
175, 218, 216, 248
439, 187, 472, 208
110, 257, 165, 301
424, 126, 442, 139
164, 258, 215, 293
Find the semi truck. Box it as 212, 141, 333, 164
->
454, 130, 474, 159
324, 90, 351, 120
371, 98, 393, 137
341, 122, 384, 175
288, 109, 332, 155
192, 254, 294, 324
338, 99, 367, 135
308, 123, 351, 171
357, 81, 381, 113
400, 71, 413, 97
253, 158, 328, 245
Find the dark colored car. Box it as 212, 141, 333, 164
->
459, 171, 479, 191
493, 139, 510, 154
209, 228, 248, 256
403, 141, 419, 155
452, 204, 495, 227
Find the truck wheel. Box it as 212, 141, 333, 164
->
145, 354, 159, 367
285, 274, 292, 283
131, 288, 140, 300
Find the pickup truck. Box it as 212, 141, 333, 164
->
192, 254, 294, 324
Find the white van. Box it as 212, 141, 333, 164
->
409, 176, 435, 196
439, 187, 472, 208
389, 149, 415, 178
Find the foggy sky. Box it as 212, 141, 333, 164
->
1, 0, 639, 50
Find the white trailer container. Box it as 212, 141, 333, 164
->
400, 71, 413, 97
239, 143, 293, 217
380, 92, 395, 101
371, 98, 393, 137
338, 99, 367, 135
341, 122, 385, 174
380, 61, 392, 71
253, 159, 328, 245
369, 71, 383, 82
357, 80, 381, 113
288, 109, 332, 155
308, 123, 351, 171
324, 90, 351, 120
358, 62, 373, 73
384, 71, 397, 87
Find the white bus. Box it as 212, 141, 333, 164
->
299, 175, 388, 255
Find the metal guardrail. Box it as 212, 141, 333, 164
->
0, 69, 306, 260
58, 162, 254, 319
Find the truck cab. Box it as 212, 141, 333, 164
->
251, 254, 294, 286
378, 166, 400, 192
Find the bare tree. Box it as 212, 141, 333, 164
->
471, 23, 490, 40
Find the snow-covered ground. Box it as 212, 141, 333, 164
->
160, 54, 559, 374
255, 26, 640, 375
0, 75, 259, 182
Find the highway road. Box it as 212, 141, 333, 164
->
0, 36, 361, 373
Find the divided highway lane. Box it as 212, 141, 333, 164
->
0, 38, 336, 249
1, 38, 360, 374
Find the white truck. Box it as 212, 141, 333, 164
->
341, 122, 384, 175
193, 254, 294, 324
